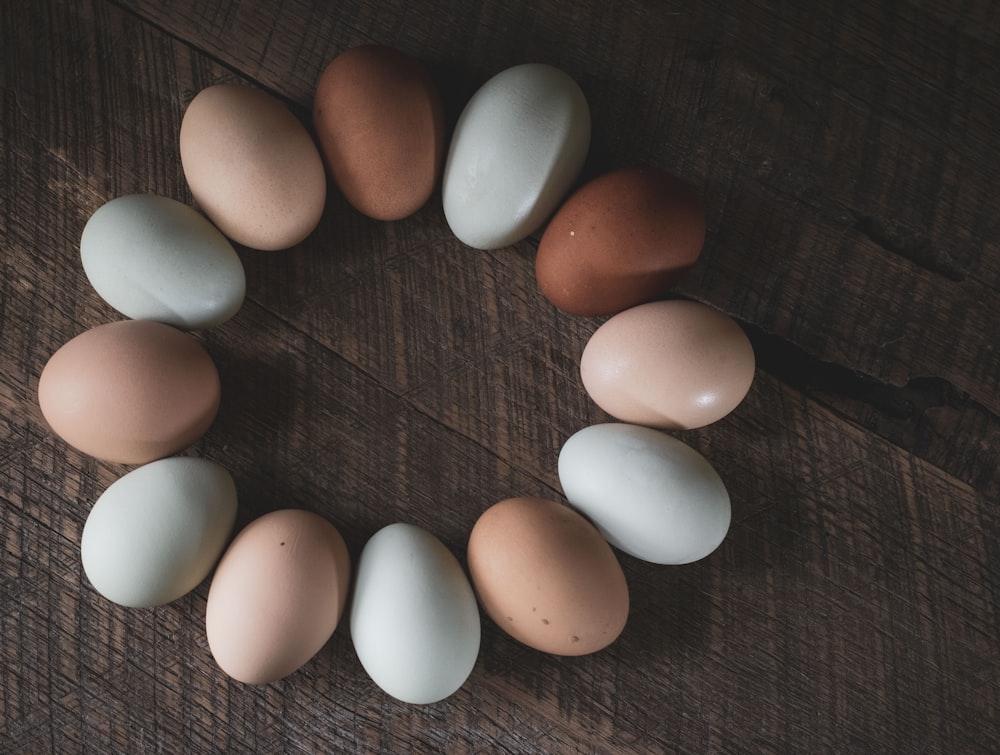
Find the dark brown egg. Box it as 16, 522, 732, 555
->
313, 45, 445, 221
535, 167, 706, 316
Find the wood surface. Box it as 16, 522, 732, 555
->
2, 0, 998, 752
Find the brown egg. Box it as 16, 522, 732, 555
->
179, 84, 326, 250
535, 166, 706, 316
467, 496, 629, 656
37, 320, 220, 464
580, 300, 756, 430
205, 509, 351, 684
313, 45, 445, 220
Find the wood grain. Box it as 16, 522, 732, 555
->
2, 0, 998, 752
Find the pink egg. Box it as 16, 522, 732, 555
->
205, 509, 351, 684
581, 300, 755, 430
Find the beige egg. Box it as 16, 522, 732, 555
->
180, 84, 326, 251
205, 509, 351, 684
580, 300, 755, 430
467, 496, 629, 656
37, 320, 220, 464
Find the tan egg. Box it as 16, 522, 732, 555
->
37, 320, 220, 464
205, 509, 351, 684
467, 496, 629, 656
581, 300, 755, 430
179, 84, 326, 250
535, 167, 705, 316
313, 45, 445, 221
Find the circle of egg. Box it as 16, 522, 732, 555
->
35, 43, 755, 703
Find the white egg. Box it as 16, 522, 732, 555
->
81, 194, 246, 329
81, 457, 238, 607
558, 423, 731, 565
350, 523, 480, 704
442, 63, 590, 249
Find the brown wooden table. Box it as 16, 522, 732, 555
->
2, 1, 998, 751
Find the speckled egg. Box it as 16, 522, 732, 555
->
467, 496, 629, 656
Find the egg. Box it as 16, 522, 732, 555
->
350, 523, 480, 704
81, 457, 237, 607
179, 84, 326, 251
205, 509, 351, 684
558, 424, 731, 565
442, 63, 590, 249
37, 320, 220, 464
80, 194, 245, 329
313, 45, 445, 221
535, 167, 706, 316
581, 300, 755, 430
467, 497, 629, 656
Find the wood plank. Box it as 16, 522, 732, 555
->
902, 0, 1000, 48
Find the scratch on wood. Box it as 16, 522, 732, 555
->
853, 215, 967, 282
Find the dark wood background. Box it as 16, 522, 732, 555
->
2, 0, 998, 752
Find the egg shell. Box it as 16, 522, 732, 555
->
558, 423, 731, 565
467, 497, 629, 656
179, 84, 326, 251
535, 167, 706, 316
205, 509, 351, 684
442, 63, 590, 249
581, 300, 755, 430
81, 194, 246, 329
350, 523, 480, 704
37, 320, 220, 464
81, 457, 237, 608
313, 45, 445, 221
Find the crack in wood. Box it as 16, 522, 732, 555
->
744, 320, 999, 495
746, 321, 977, 421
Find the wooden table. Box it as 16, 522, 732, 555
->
2, 1, 998, 751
